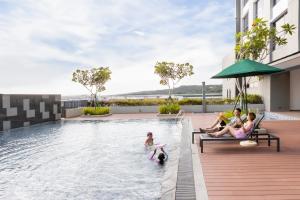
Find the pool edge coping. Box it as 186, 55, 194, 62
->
160, 120, 182, 200
189, 118, 209, 200
191, 144, 208, 200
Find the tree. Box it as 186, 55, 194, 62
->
154, 62, 194, 100
235, 18, 296, 62
72, 67, 111, 107
234, 18, 295, 111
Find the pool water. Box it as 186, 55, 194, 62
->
0, 119, 181, 200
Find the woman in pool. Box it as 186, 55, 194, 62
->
150, 145, 168, 165
144, 132, 154, 146
208, 112, 256, 139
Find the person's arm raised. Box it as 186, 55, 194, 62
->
150, 149, 157, 159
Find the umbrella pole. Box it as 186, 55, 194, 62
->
244, 77, 248, 114
233, 93, 240, 113
240, 77, 245, 112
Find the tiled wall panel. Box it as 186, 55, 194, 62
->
0, 94, 61, 131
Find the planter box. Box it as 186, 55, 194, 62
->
206, 104, 236, 113
157, 113, 178, 117
110, 106, 158, 114
206, 104, 265, 113
63, 108, 83, 118
82, 113, 112, 117
108, 104, 265, 114
181, 105, 203, 113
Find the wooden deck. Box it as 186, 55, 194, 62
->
188, 113, 300, 200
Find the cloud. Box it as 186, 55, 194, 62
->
0, 0, 235, 95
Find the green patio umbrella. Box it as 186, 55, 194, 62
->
212, 59, 284, 79
212, 59, 284, 112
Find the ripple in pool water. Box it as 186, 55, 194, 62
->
0, 119, 181, 200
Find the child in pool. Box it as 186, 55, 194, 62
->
144, 132, 154, 146
150, 145, 168, 165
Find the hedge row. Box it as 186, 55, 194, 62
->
94, 94, 263, 106
159, 104, 181, 114
83, 107, 110, 115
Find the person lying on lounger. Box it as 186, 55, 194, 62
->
200, 108, 243, 133
207, 112, 256, 139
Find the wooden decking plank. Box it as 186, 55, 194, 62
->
188, 113, 300, 199
207, 190, 300, 195
210, 195, 300, 200
207, 181, 300, 186
206, 177, 300, 183
208, 185, 300, 190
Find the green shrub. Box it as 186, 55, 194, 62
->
246, 94, 263, 104
169, 103, 181, 114
83, 107, 110, 115
159, 104, 181, 114
205, 98, 235, 105
95, 95, 262, 107
223, 98, 235, 104
206, 99, 223, 105
159, 104, 169, 114
232, 94, 263, 104
178, 98, 202, 105
102, 99, 168, 106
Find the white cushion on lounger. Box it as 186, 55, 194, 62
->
240, 140, 257, 147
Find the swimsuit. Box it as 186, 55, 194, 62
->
234, 122, 254, 139
234, 130, 247, 139
219, 117, 242, 130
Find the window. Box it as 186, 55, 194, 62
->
242, 13, 249, 32
273, 0, 281, 7
254, 0, 263, 19
244, 0, 249, 6
272, 13, 287, 50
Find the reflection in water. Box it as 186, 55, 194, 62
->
0, 119, 181, 200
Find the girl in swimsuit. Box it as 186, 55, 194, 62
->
150, 145, 168, 165
144, 132, 154, 146
208, 112, 256, 139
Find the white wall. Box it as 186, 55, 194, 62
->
272, 0, 288, 21
64, 108, 83, 118
272, 0, 299, 61
290, 68, 300, 110
222, 53, 236, 99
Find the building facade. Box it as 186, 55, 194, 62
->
223, 0, 300, 112
0, 94, 61, 131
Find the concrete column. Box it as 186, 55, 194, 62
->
202, 82, 206, 113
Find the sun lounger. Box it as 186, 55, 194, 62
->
240, 114, 247, 123
199, 133, 280, 153
196, 114, 280, 153
192, 114, 247, 144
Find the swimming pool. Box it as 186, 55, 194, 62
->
0, 119, 181, 200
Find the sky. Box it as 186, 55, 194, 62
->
0, 0, 235, 95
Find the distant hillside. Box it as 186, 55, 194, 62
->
119, 85, 222, 96
62, 85, 222, 100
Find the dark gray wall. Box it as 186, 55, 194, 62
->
270, 72, 290, 111
61, 100, 88, 118
0, 94, 61, 131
